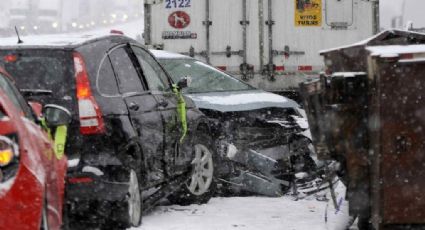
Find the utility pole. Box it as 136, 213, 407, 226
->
400, 0, 407, 28
372, 0, 380, 34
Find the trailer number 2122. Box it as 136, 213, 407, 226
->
165, 0, 191, 8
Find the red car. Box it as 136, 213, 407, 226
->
0, 68, 70, 230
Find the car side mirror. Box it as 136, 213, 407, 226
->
28, 101, 43, 118
43, 104, 72, 127
177, 76, 192, 89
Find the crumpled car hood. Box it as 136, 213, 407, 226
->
186, 90, 299, 112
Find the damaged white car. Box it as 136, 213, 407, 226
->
151, 50, 325, 197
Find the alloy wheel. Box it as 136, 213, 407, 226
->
188, 144, 214, 196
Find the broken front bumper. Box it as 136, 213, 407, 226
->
215, 142, 328, 197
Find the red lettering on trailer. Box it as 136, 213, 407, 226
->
274, 66, 285, 71
168, 11, 191, 29
298, 65, 313, 71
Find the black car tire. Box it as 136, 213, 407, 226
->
109, 168, 142, 229
168, 132, 216, 206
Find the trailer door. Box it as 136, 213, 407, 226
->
268, 0, 323, 90
149, 0, 207, 60
209, 0, 244, 74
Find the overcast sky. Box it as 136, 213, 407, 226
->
0, 0, 424, 30
381, 0, 425, 28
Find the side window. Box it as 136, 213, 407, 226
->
131, 46, 171, 92
109, 47, 144, 94
97, 55, 120, 96
0, 73, 33, 119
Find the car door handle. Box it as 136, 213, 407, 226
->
129, 102, 140, 111
157, 99, 169, 108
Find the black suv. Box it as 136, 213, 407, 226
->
0, 34, 216, 228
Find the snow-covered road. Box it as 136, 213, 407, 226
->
130, 196, 329, 230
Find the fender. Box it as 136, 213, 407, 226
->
117, 137, 145, 172
178, 112, 212, 164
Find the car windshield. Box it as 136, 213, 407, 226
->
157, 58, 254, 93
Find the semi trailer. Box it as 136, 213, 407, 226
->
144, 0, 379, 96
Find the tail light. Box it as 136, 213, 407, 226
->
73, 52, 105, 135
298, 65, 313, 72
0, 135, 19, 184
3, 54, 18, 63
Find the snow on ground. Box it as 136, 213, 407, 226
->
130, 196, 329, 230
130, 181, 356, 230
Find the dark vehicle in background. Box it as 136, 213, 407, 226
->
0, 34, 216, 229
151, 50, 322, 197
0, 68, 70, 230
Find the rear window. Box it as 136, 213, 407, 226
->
0, 50, 74, 109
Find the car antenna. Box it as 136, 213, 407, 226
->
14, 26, 23, 44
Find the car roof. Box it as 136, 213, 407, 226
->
149, 49, 192, 59
0, 33, 131, 49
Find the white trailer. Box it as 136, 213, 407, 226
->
144, 0, 379, 94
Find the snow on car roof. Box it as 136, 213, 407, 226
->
367, 45, 425, 57
150, 49, 192, 59
0, 33, 122, 48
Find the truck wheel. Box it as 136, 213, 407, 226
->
168, 134, 216, 205
110, 169, 142, 229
